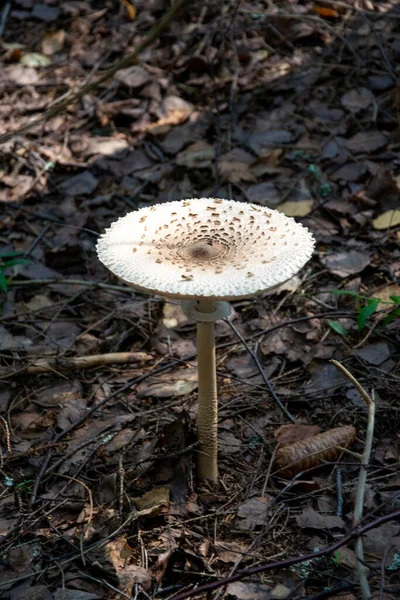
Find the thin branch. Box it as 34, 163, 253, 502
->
1, 351, 154, 377
224, 318, 296, 423
9, 278, 137, 294
169, 509, 400, 600
331, 360, 375, 600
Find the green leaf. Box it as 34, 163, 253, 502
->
331, 290, 369, 301
2, 258, 31, 269
357, 299, 380, 331
328, 319, 348, 335
0, 251, 24, 260
0, 270, 8, 293
383, 307, 400, 326
389, 296, 400, 304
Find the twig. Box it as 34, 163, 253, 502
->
169, 509, 400, 600
331, 360, 375, 600
336, 467, 343, 518
0, 1, 10, 38
9, 278, 137, 294
224, 319, 296, 424
216, 311, 355, 350
1, 351, 153, 376
50, 474, 94, 567
0, 416, 11, 455
0, 0, 193, 144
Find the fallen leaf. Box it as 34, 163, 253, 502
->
239, 129, 293, 155
132, 487, 170, 510
120, 0, 137, 20
247, 181, 280, 207
57, 397, 87, 431
321, 250, 370, 277
85, 137, 129, 157
296, 507, 344, 530
0, 326, 32, 351
274, 424, 321, 445
214, 541, 247, 563
219, 159, 256, 184
20, 53, 51, 67
236, 496, 272, 531
340, 88, 373, 113
115, 65, 150, 88
218, 430, 242, 454
32, 4, 60, 21
58, 171, 98, 196
41, 30, 65, 55
372, 209, 400, 230
343, 131, 388, 154
34, 380, 83, 408
225, 582, 273, 600
333, 161, 370, 182
118, 565, 152, 595
356, 342, 390, 365
176, 140, 215, 168
137, 368, 197, 398
277, 199, 314, 217
274, 426, 356, 477
373, 284, 400, 308
163, 303, 192, 329
313, 5, 340, 17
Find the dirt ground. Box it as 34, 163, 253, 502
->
0, 1, 400, 599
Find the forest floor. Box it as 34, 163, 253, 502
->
0, 1, 400, 599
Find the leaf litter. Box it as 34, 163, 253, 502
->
0, 1, 400, 599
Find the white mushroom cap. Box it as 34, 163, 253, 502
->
96, 198, 315, 300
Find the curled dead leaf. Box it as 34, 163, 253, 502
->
274, 425, 356, 477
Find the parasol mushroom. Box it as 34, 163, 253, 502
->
96, 198, 315, 481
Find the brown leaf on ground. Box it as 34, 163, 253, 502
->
340, 87, 374, 113
58, 171, 98, 196
236, 496, 272, 531
274, 425, 356, 477
213, 540, 248, 563
41, 30, 65, 56
131, 487, 170, 511
176, 140, 215, 168
274, 424, 321, 445
225, 582, 273, 599
296, 507, 345, 530
343, 131, 388, 154
115, 65, 151, 88
118, 565, 152, 594
321, 249, 370, 277
356, 342, 390, 366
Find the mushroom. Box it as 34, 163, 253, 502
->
96, 198, 315, 481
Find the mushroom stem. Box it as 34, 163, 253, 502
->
196, 315, 218, 481
182, 299, 231, 482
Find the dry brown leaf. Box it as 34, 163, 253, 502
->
274, 425, 356, 477
372, 209, 400, 230
373, 284, 400, 309
41, 30, 65, 56
274, 424, 321, 445
219, 160, 256, 183
277, 199, 314, 217
120, 0, 137, 21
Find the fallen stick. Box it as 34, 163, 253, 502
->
1, 352, 153, 376
331, 359, 375, 600
169, 509, 400, 600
